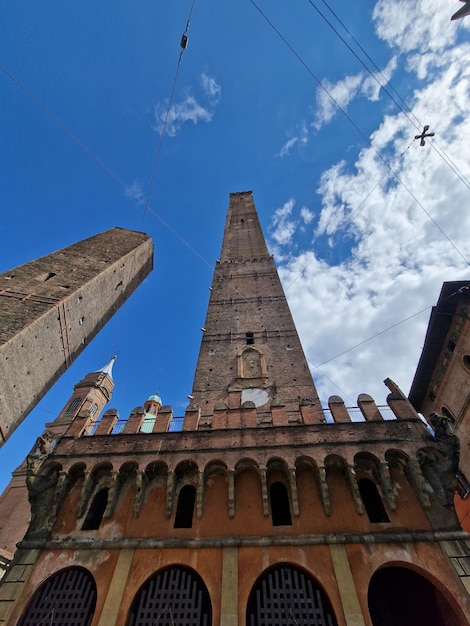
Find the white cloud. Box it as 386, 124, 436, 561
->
277, 123, 308, 157
125, 181, 145, 205
153, 73, 221, 137
201, 73, 221, 103
272, 5, 470, 408
270, 199, 298, 249
362, 56, 398, 101
300, 206, 315, 225
313, 73, 364, 130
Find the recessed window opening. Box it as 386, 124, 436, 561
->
269, 482, 292, 526
82, 488, 109, 530
457, 469, 470, 499
447, 340, 456, 354
90, 403, 99, 418
66, 397, 81, 414
441, 407, 456, 424
174, 484, 196, 528
246, 331, 254, 345
358, 478, 390, 523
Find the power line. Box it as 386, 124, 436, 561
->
308, 0, 470, 192
248, 0, 470, 267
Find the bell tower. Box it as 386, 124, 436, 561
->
191, 191, 324, 422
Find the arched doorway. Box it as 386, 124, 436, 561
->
18, 567, 96, 626
126, 565, 212, 626
368, 566, 461, 625
246, 563, 338, 626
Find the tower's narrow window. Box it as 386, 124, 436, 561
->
89, 403, 99, 418
82, 488, 109, 530
174, 484, 196, 528
441, 407, 456, 424
358, 478, 390, 523
269, 482, 292, 526
66, 397, 81, 414
246, 331, 254, 345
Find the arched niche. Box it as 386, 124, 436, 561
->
246, 563, 338, 626
126, 565, 212, 626
18, 567, 96, 626
368, 565, 464, 625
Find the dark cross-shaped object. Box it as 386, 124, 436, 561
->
415, 125, 435, 146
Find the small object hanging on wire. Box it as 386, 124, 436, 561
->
180, 33, 188, 50
414, 125, 435, 147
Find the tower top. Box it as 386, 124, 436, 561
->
98, 356, 117, 380
190, 192, 323, 425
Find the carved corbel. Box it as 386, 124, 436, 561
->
407, 459, 431, 509
346, 466, 364, 515
196, 471, 204, 519
379, 462, 397, 511
288, 468, 300, 517
77, 470, 92, 518
134, 470, 146, 519
228, 469, 235, 518
166, 470, 175, 519
259, 468, 269, 517
104, 471, 119, 518
317, 467, 331, 516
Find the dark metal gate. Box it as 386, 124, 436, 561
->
127, 566, 212, 626
247, 564, 337, 626
18, 567, 96, 626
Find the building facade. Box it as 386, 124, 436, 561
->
409, 281, 470, 531
0, 227, 153, 444
1, 193, 469, 625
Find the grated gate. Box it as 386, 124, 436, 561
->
247, 565, 337, 626
127, 566, 212, 626
18, 567, 96, 626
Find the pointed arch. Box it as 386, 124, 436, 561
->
246, 563, 338, 626
126, 565, 212, 626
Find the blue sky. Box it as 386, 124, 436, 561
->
1, 0, 469, 493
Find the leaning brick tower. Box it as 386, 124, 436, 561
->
0, 227, 153, 444
1, 192, 469, 626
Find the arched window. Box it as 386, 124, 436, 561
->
82, 488, 109, 530
368, 566, 461, 625
357, 478, 390, 523
174, 484, 196, 528
246, 563, 337, 626
126, 566, 212, 626
269, 482, 292, 526
18, 567, 96, 626
441, 407, 456, 424
66, 397, 81, 414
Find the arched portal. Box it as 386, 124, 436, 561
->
246, 563, 338, 626
368, 565, 462, 625
18, 567, 96, 626
126, 565, 212, 626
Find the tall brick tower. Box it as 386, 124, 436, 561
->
0, 227, 153, 444
1, 193, 470, 626
192, 191, 323, 425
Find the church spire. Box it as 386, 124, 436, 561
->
190, 191, 324, 425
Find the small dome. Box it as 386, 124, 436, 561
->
147, 393, 162, 405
